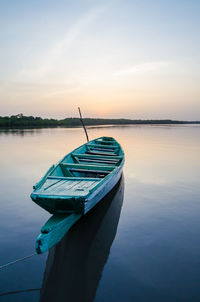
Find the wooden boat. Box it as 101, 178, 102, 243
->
31, 136, 124, 253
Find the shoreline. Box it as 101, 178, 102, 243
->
0, 122, 200, 131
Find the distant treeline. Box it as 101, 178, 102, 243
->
0, 114, 199, 128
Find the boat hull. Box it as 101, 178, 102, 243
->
84, 165, 123, 214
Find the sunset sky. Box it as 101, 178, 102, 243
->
0, 0, 200, 119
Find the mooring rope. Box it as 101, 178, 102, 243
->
0, 288, 40, 297
0, 252, 37, 270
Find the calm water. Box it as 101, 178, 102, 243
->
0, 125, 200, 302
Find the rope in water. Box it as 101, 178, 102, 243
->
0, 252, 37, 270
0, 288, 40, 297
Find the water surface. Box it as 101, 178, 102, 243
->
0, 125, 200, 301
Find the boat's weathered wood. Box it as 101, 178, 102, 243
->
31, 136, 124, 253
78, 157, 119, 163
90, 147, 115, 152
69, 168, 110, 175
34, 178, 101, 196
78, 158, 118, 165
47, 176, 101, 181
60, 162, 114, 170
72, 153, 123, 160
87, 143, 118, 149
33, 165, 55, 189
86, 151, 117, 156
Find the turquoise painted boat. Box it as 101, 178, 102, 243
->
31, 136, 124, 253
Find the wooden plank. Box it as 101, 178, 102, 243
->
90, 147, 115, 152
86, 151, 117, 156
69, 168, 110, 175
60, 162, 115, 171
72, 153, 123, 160
78, 158, 118, 165
47, 176, 101, 180
87, 143, 118, 149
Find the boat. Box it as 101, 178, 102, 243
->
31, 136, 124, 253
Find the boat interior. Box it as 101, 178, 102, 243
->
49, 137, 123, 179
33, 137, 124, 199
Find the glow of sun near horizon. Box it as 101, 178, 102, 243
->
0, 0, 200, 120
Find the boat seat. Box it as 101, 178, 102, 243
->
94, 141, 116, 146
86, 151, 117, 156
78, 158, 118, 165
69, 168, 110, 175
72, 154, 123, 159
76, 155, 118, 162
90, 147, 115, 152
87, 143, 118, 149
47, 176, 101, 181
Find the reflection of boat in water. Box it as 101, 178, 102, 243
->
39, 176, 124, 302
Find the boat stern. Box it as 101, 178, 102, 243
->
31, 193, 85, 214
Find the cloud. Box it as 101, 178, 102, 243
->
18, 5, 107, 81
113, 61, 171, 77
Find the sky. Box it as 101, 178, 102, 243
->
0, 0, 200, 119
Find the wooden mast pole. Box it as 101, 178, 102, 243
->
78, 107, 89, 142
